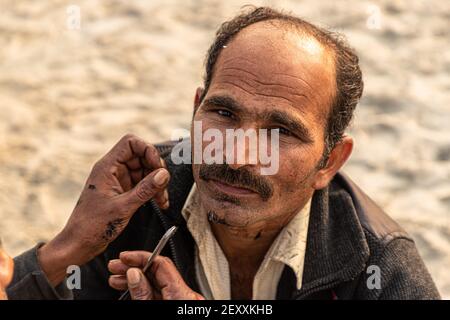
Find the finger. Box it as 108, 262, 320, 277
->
113, 164, 133, 192
127, 268, 154, 300
128, 137, 162, 171
101, 134, 162, 170
129, 169, 145, 186
153, 189, 169, 210
119, 251, 152, 268
124, 149, 165, 184
125, 157, 142, 171
150, 256, 200, 299
108, 275, 127, 291
139, 141, 163, 170
108, 259, 130, 275
150, 256, 182, 290
119, 168, 170, 210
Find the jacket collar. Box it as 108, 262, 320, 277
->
291, 183, 370, 298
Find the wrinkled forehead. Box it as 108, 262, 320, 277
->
209, 21, 336, 122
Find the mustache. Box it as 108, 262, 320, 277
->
199, 163, 274, 201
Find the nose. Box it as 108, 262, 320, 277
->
225, 129, 259, 170
227, 162, 248, 170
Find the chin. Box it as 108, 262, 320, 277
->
201, 195, 268, 228
195, 177, 272, 227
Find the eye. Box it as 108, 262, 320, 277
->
216, 109, 233, 118
276, 127, 292, 136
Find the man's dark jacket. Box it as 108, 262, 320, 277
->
8, 142, 441, 300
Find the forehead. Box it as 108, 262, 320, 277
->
208, 21, 336, 124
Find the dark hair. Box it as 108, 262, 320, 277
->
200, 6, 363, 166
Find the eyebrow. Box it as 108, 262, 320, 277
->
203, 95, 313, 143
264, 110, 313, 143
203, 95, 245, 113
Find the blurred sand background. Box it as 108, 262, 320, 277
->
0, 0, 448, 297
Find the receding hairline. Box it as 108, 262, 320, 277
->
212, 18, 337, 123
228, 18, 337, 58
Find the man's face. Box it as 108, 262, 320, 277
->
191, 22, 336, 230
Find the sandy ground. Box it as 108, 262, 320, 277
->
0, 0, 448, 298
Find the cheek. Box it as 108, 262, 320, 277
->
275, 147, 319, 194
192, 119, 227, 160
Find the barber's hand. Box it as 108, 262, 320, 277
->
0, 247, 14, 300
39, 134, 170, 286
108, 251, 204, 300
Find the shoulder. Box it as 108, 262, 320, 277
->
330, 173, 440, 299
330, 172, 411, 245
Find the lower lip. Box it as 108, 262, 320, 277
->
208, 180, 257, 197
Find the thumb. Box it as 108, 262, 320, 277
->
127, 268, 153, 300
120, 168, 170, 212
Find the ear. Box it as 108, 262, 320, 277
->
312, 136, 353, 190
193, 87, 204, 113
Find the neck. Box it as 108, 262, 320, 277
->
210, 222, 283, 299
207, 199, 311, 299
210, 216, 289, 269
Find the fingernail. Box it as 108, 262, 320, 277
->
108, 259, 120, 266
154, 169, 169, 186
128, 269, 140, 287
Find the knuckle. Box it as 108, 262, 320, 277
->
91, 159, 102, 171
161, 256, 173, 266
164, 292, 175, 300
158, 256, 176, 272
132, 287, 151, 300
122, 133, 136, 141
149, 145, 160, 158
140, 251, 152, 264
144, 145, 161, 166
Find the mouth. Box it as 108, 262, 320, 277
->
207, 179, 258, 197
